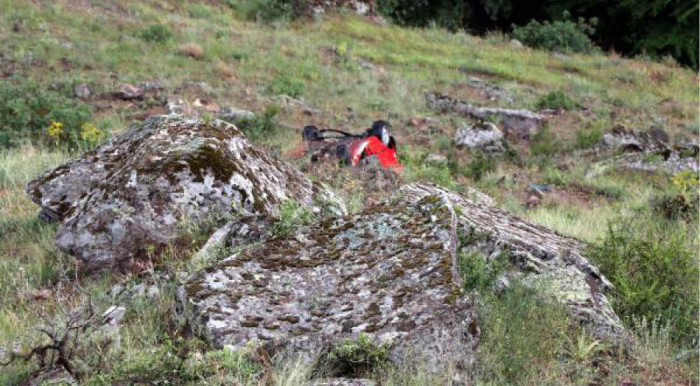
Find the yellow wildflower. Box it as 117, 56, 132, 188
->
672, 170, 700, 193
80, 122, 101, 146
47, 121, 64, 142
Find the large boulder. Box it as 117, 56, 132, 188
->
180, 183, 623, 374
180, 190, 479, 373
26, 116, 345, 271
401, 184, 623, 339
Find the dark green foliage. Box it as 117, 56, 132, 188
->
376, 0, 469, 31
321, 334, 389, 377
139, 24, 173, 43
267, 74, 305, 98
511, 13, 598, 54
587, 220, 699, 345
537, 90, 577, 110
0, 79, 93, 149
547, 0, 699, 69
377, 0, 698, 68
226, 0, 309, 22
458, 249, 509, 292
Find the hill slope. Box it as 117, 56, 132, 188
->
0, 1, 697, 384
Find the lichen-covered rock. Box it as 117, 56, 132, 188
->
453, 122, 504, 153
180, 193, 479, 373
599, 125, 668, 153
26, 116, 345, 271
587, 126, 699, 177
426, 92, 545, 138
400, 184, 623, 340
180, 183, 625, 374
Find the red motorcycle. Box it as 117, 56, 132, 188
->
302, 121, 402, 171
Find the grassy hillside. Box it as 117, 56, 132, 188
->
0, 0, 697, 384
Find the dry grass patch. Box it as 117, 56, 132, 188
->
178, 42, 205, 59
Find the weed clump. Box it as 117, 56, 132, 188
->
140, 24, 173, 43
587, 220, 699, 345
321, 334, 389, 378
537, 90, 577, 111
271, 200, 313, 236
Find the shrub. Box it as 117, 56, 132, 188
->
321, 334, 389, 377
226, 0, 309, 22
511, 12, 598, 54
537, 90, 576, 111
587, 220, 699, 345
139, 24, 173, 43
0, 80, 94, 149
457, 249, 509, 292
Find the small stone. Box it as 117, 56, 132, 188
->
74, 83, 91, 99
453, 121, 504, 153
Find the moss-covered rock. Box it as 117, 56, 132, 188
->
26, 115, 345, 271
179, 192, 478, 374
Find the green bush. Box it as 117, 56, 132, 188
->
140, 24, 173, 43
587, 220, 699, 345
458, 249, 509, 292
226, 0, 308, 22
511, 13, 598, 54
537, 90, 576, 110
0, 80, 93, 149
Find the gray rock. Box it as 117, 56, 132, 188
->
453, 122, 504, 153
74, 83, 91, 99
218, 107, 255, 122
599, 125, 667, 153
587, 125, 699, 177
181, 184, 624, 374
26, 116, 345, 271
401, 184, 624, 340
426, 92, 545, 138
180, 190, 479, 373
